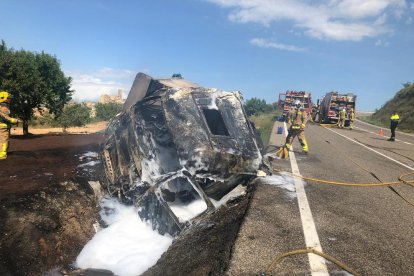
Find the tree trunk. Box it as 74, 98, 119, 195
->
23, 120, 29, 136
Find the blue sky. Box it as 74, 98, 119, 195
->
1, 0, 413, 110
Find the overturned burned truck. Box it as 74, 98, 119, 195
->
101, 73, 262, 236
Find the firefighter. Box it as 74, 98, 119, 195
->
0, 91, 19, 160
310, 105, 318, 123
338, 108, 347, 128
285, 100, 308, 154
348, 108, 355, 130
388, 111, 400, 142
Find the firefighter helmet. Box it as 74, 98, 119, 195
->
293, 100, 301, 108
0, 91, 11, 103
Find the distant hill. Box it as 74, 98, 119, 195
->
372, 83, 414, 132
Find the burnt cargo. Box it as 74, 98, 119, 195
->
101, 73, 262, 236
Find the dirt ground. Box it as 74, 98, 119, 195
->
10, 121, 108, 136
0, 133, 106, 276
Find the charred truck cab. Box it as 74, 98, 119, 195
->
102, 73, 262, 236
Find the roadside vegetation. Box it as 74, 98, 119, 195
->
28, 102, 122, 131
249, 112, 277, 146
56, 104, 92, 132
0, 40, 72, 135
358, 83, 414, 133
95, 102, 122, 121
244, 98, 281, 146
357, 115, 388, 129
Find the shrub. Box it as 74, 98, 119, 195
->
56, 104, 91, 132
95, 103, 122, 121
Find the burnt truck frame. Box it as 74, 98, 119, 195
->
101, 73, 262, 236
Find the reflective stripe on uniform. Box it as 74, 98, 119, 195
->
292, 125, 301, 129
0, 142, 7, 158
390, 114, 400, 121
0, 123, 8, 128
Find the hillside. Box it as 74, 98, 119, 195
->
371, 83, 414, 132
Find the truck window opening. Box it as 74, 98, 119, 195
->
202, 109, 230, 136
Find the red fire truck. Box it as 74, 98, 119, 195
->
318, 91, 357, 124
278, 90, 313, 118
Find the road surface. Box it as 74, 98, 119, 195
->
228, 120, 414, 275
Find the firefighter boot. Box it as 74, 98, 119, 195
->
300, 139, 309, 155
276, 144, 290, 159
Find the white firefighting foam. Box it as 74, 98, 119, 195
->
261, 173, 297, 198
169, 198, 207, 223
76, 198, 173, 276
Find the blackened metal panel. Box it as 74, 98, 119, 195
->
123, 73, 153, 111
163, 89, 213, 168
137, 187, 182, 236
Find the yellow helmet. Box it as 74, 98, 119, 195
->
0, 91, 11, 103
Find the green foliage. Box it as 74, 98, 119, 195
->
56, 104, 91, 131
357, 115, 388, 129
0, 40, 72, 134
244, 97, 273, 116
249, 112, 277, 146
95, 102, 123, 121
272, 101, 280, 111
29, 112, 60, 128
371, 83, 414, 132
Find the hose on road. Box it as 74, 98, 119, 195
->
263, 122, 414, 275
263, 248, 361, 276
265, 167, 413, 276
319, 123, 339, 127
272, 168, 414, 187
315, 124, 414, 206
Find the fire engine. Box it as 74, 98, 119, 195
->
278, 90, 313, 118
318, 91, 357, 124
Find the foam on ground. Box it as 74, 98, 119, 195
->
76, 198, 173, 276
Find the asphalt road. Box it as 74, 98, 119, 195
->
228, 120, 414, 275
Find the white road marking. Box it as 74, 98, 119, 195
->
354, 126, 413, 145
284, 123, 329, 275
326, 128, 414, 171
356, 119, 414, 138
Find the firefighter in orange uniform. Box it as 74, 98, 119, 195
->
285, 100, 309, 154
338, 108, 347, 128
348, 108, 355, 130
0, 91, 19, 160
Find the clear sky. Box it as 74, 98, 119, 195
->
1, 0, 413, 110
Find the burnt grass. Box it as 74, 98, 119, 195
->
0, 134, 104, 276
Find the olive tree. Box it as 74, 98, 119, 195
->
95, 102, 123, 121
56, 103, 91, 132
244, 97, 273, 116
0, 40, 72, 135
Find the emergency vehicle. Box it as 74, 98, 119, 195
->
278, 90, 313, 118
318, 91, 357, 124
